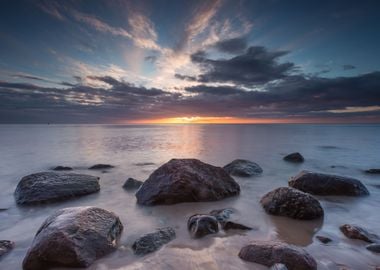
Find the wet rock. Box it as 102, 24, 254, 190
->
260, 187, 324, 220
223, 159, 263, 177
283, 152, 304, 163
187, 214, 219, 238
122, 178, 143, 190
135, 159, 240, 205
14, 172, 100, 205
134, 162, 155, 166
316, 235, 332, 244
22, 207, 123, 270
221, 221, 252, 231
365, 169, 380, 174
239, 241, 317, 270
289, 171, 369, 196
340, 224, 379, 243
52, 166, 73, 171
270, 264, 289, 270
209, 208, 234, 222
366, 243, 380, 253
88, 164, 114, 170
132, 227, 176, 255
0, 240, 14, 257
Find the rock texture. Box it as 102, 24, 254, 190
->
209, 208, 234, 222
340, 224, 379, 243
283, 152, 304, 163
22, 207, 123, 270
289, 171, 369, 196
52, 166, 73, 171
221, 221, 252, 231
132, 227, 176, 255
122, 178, 143, 190
0, 240, 14, 257
316, 235, 332, 244
239, 241, 317, 270
223, 159, 263, 177
260, 187, 324, 220
88, 164, 114, 170
135, 159, 240, 205
14, 172, 100, 205
365, 169, 380, 174
270, 264, 289, 270
366, 244, 380, 253
187, 214, 219, 238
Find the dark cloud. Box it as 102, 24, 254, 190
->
144, 55, 157, 63
185, 85, 246, 95
174, 74, 197, 81
213, 37, 247, 54
343, 64, 356, 70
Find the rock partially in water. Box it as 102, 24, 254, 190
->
187, 214, 219, 238
223, 159, 263, 177
239, 241, 317, 270
52, 166, 73, 171
209, 208, 234, 222
260, 187, 324, 220
0, 240, 14, 257
366, 243, 380, 253
283, 152, 304, 163
122, 178, 143, 190
365, 169, 380, 174
316, 235, 332, 244
132, 227, 176, 255
134, 162, 156, 166
221, 221, 252, 231
135, 159, 240, 205
88, 164, 115, 170
289, 171, 369, 196
14, 172, 100, 205
22, 207, 123, 270
270, 263, 289, 270
340, 224, 379, 243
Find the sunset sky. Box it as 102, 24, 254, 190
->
0, 0, 379, 123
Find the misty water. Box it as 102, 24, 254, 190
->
0, 124, 379, 269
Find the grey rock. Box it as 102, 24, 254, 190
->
88, 164, 114, 170
22, 207, 123, 270
289, 171, 369, 196
223, 159, 263, 177
122, 178, 143, 190
52, 166, 73, 171
187, 214, 219, 238
221, 221, 252, 231
239, 241, 317, 270
209, 208, 234, 222
136, 159, 240, 205
270, 263, 289, 270
283, 152, 304, 163
260, 187, 324, 220
14, 172, 100, 205
366, 243, 380, 253
132, 227, 176, 255
340, 224, 379, 243
0, 240, 14, 257
316, 235, 332, 244
365, 169, 380, 174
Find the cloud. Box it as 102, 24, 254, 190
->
343, 64, 356, 70
212, 37, 247, 54
174, 74, 197, 81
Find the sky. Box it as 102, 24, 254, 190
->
0, 0, 380, 124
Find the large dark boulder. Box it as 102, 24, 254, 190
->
260, 187, 324, 220
135, 159, 240, 205
289, 171, 369, 196
88, 164, 114, 170
122, 178, 143, 190
0, 240, 14, 257
22, 207, 123, 270
239, 241, 317, 270
223, 159, 263, 177
14, 172, 100, 205
132, 227, 176, 255
187, 214, 219, 238
340, 224, 379, 243
283, 152, 304, 163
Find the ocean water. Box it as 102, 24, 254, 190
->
0, 124, 379, 270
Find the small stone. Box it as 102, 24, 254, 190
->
52, 166, 73, 171
122, 178, 143, 190
0, 240, 14, 257
283, 152, 304, 163
132, 227, 176, 255
223, 159, 263, 177
209, 208, 234, 222
316, 235, 332, 244
187, 214, 219, 238
88, 164, 114, 170
270, 263, 288, 270
340, 224, 379, 243
365, 169, 380, 174
366, 243, 380, 253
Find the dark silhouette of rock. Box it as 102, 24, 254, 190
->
316, 235, 332, 244
223, 159, 263, 176
132, 227, 176, 255
22, 207, 123, 270
187, 214, 219, 238
0, 240, 14, 257
270, 264, 288, 270
221, 221, 252, 231
122, 178, 143, 190
340, 224, 379, 243
134, 162, 155, 166
260, 187, 324, 220
283, 152, 304, 163
14, 172, 100, 205
88, 164, 114, 170
135, 159, 240, 205
52, 166, 73, 171
365, 169, 380, 174
366, 244, 380, 253
289, 171, 369, 196
239, 241, 317, 270
209, 208, 234, 222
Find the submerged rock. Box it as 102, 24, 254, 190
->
239, 241, 317, 270
122, 178, 143, 190
289, 171, 369, 196
223, 159, 263, 177
88, 164, 114, 170
221, 221, 252, 231
14, 172, 100, 204
0, 240, 14, 257
365, 169, 380, 174
283, 152, 304, 163
316, 235, 332, 244
209, 208, 234, 222
260, 187, 324, 220
52, 166, 73, 171
340, 224, 379, 243
366, 243, 380, 253
135, 159, 240, 205
22, 207, 123, 270
187, 214, 219, 238
270, 264, 289, 270
132, 227, 176, 255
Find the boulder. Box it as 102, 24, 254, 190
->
340, 224, 379, 243
209, 208, 234, 222
366, 244, 380, 253
365, 169, 380, 174
132, 227, 176, 255
52, 166, 73, 171
270, 264, 289, 270
22, 207, 123, 270
289, 171, 369, 196
315, 235, 332, 244
88, 164, 114, 170
260, 187, 324, 220
0, 240, 14, 257
187, 214, 219, 238
238, 241, 317, 270
122, 178, 143, 190
223, 159, 263, 177
283, 152, 304, 163
135, 159, 240, 205
14, 172, 100, 205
